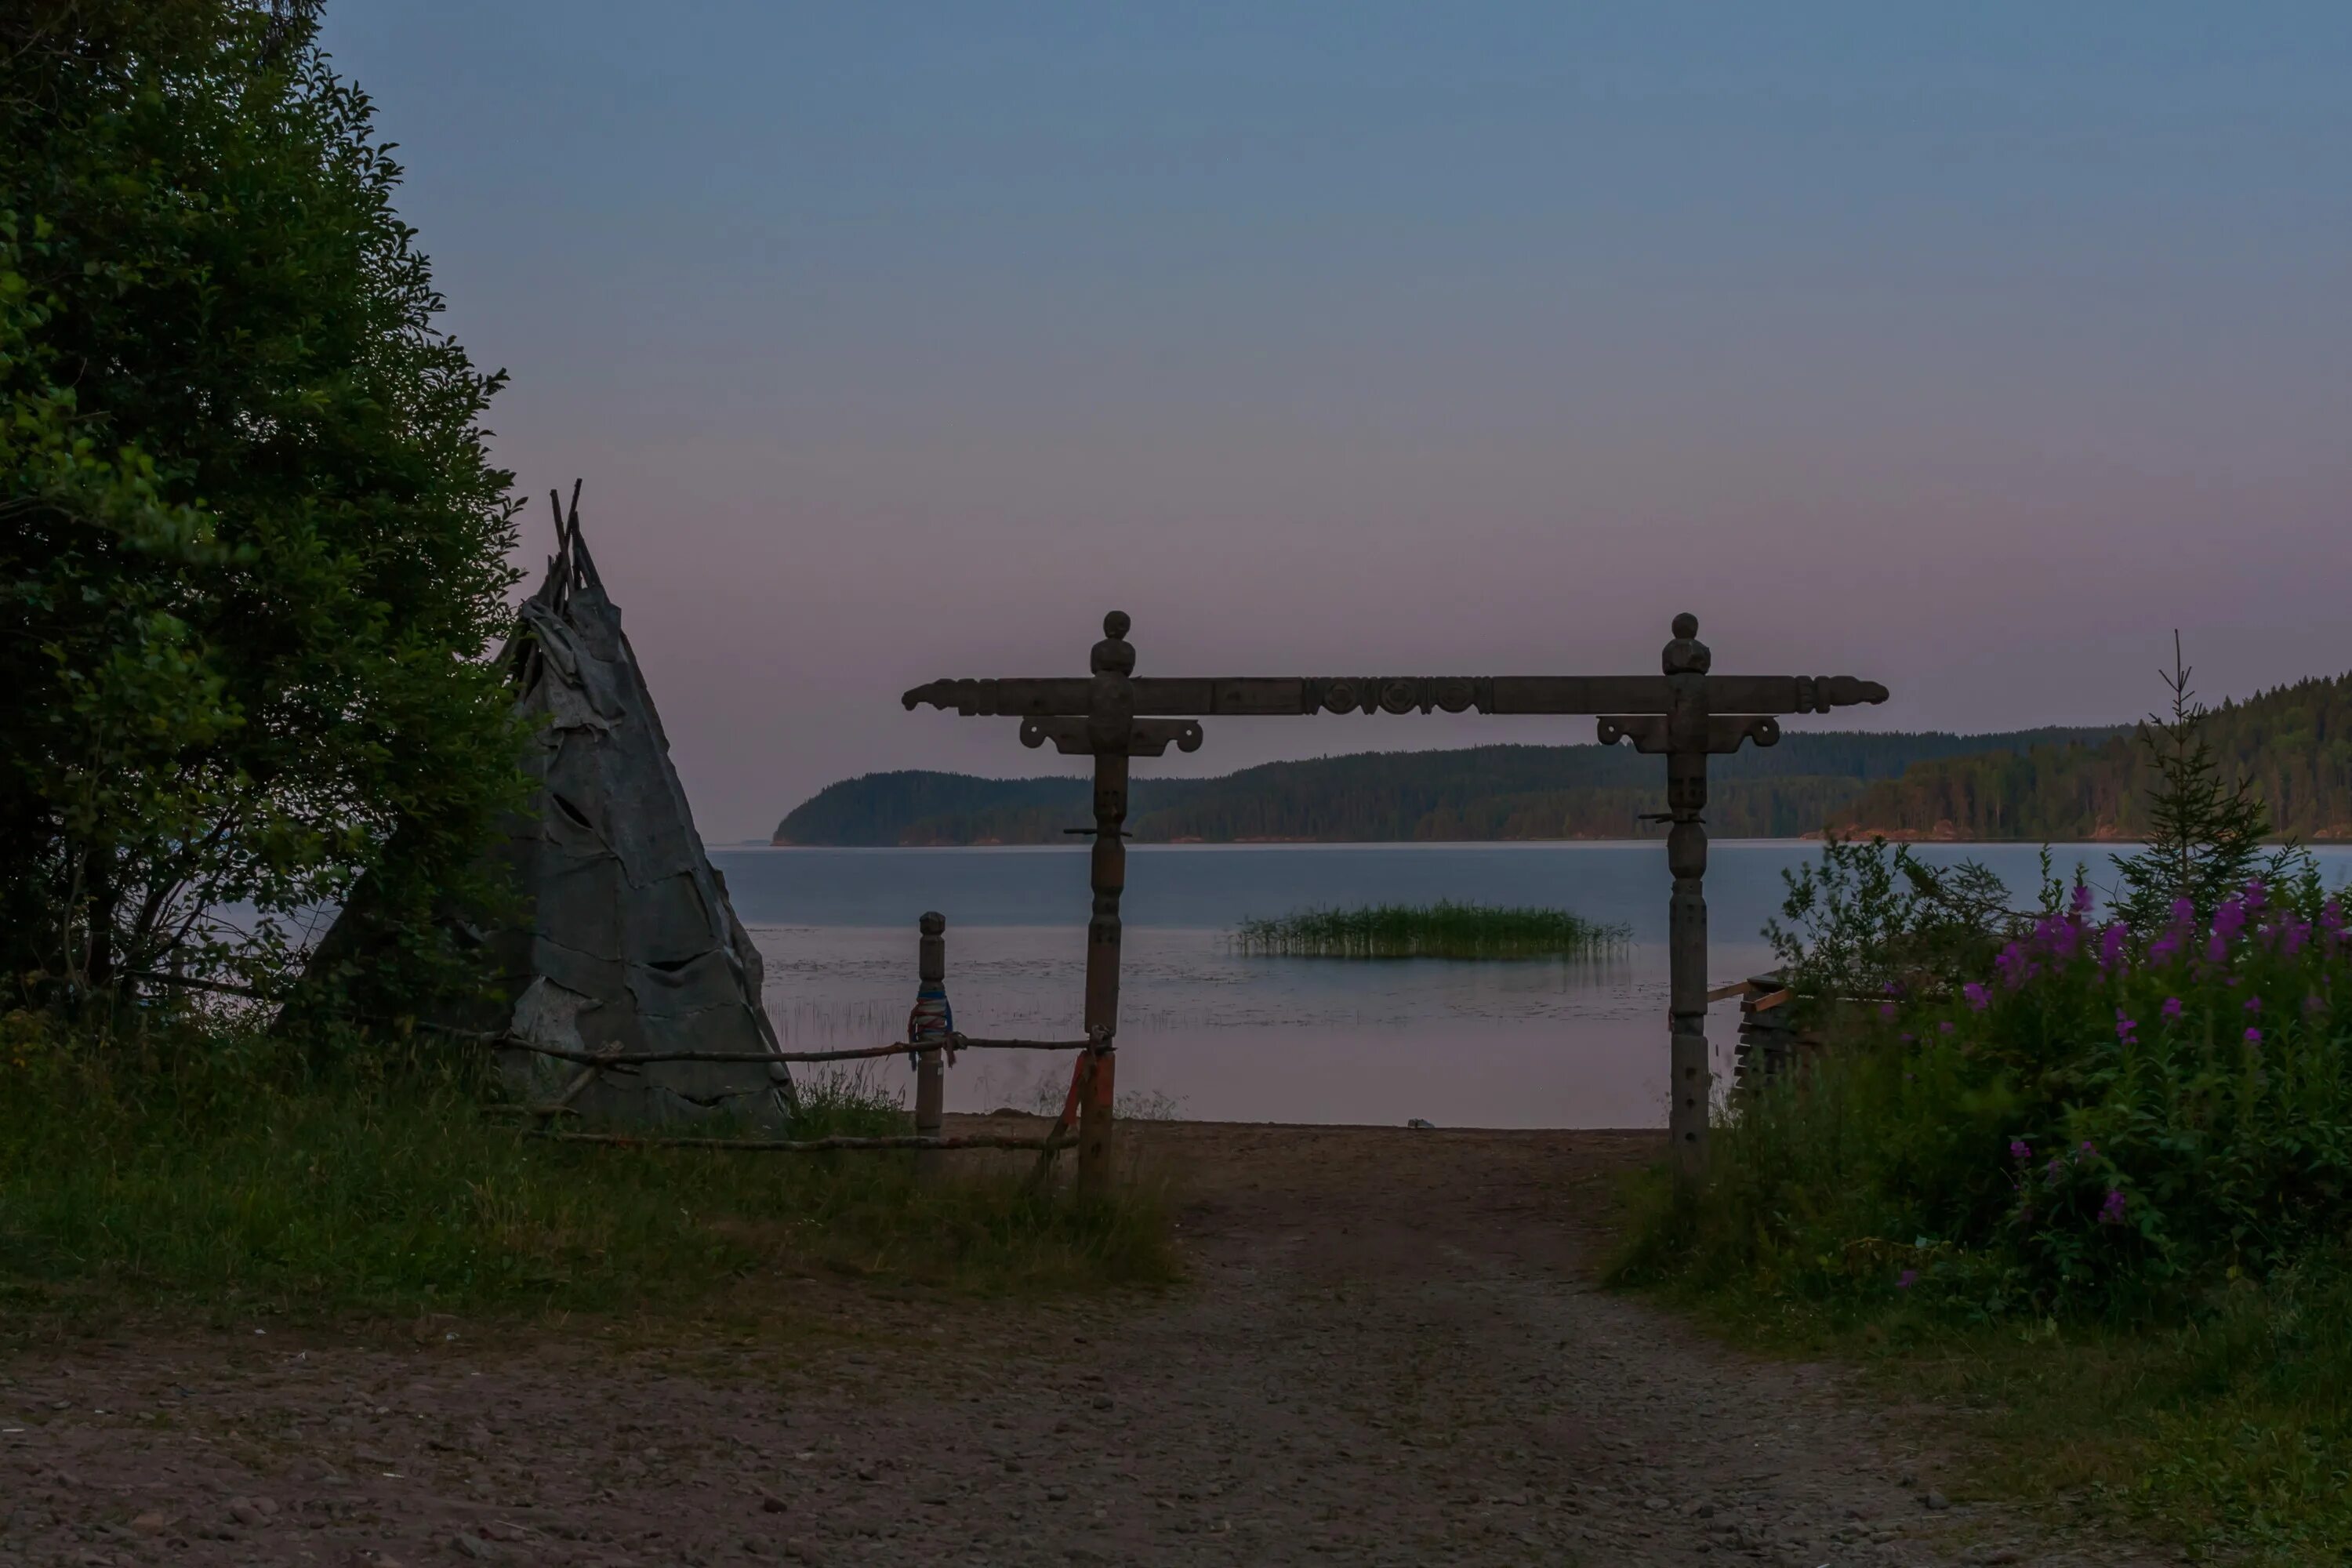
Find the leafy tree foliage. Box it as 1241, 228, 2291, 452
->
2, 1, 521, 1005
1763, 836, 2051, 1006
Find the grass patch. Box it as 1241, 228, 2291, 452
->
1613, 1179, 2352, 1565
0, 1014, 1178, 1325
1232, 900, 1628, 960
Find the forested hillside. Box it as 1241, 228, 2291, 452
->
1831, 673, 2352, 840
775, 728, 2120, 845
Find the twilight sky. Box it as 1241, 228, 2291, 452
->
322, 2, 2350, 840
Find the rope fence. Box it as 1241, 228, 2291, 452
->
500, 1029, 1109, 1069
530, 1130, 1076, 1154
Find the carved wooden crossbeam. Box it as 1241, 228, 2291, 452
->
903, 673, 1887, 724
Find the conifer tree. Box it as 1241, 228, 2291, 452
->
2111, 635, 2303, 930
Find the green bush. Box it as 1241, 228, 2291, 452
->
1630, 871, 2352, 1317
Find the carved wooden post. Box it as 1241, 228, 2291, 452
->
909, 910, 950, 1177
1076, 614, 1135, 1196
1662, 614, 1713, 1179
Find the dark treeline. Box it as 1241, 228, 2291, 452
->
775, 728, 2122, 845
1834, 673, 2352, 841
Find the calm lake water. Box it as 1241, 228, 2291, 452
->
713, 844, 2352, 1131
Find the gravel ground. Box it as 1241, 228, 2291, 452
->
1, 1120, 2169, 1567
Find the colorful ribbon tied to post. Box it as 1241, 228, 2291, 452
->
908, 981, 954, 1068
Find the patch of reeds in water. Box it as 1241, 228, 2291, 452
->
1232, 901, 1630, 960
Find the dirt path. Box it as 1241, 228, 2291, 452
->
2, 1123, 2163, 1568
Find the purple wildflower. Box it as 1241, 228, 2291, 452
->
2099, 1189, 2128, 1225
2245, 1027, 2263, 1047
1938, 1020, 1955, 1036
2161, 996, 2184, 1020
2115, 1010, 2137, 1044
1896, 1269, 1918, 1290
2047, 917, 2081, 961
2150, 933, 2180, 967
1878, 1000, 1899, 1022
2009, 1139, 2031, 1161
2206, 932, 2230, 965
2245, 995, 2263, 1015
1963, 982, 1990, 1013
2214, 898, 2248, 944
2098, 924, 2127, 971
2072, 882, 2096, 916
2080, 1140, 2097, 1157
2245, 879, 2267, 911
2282, 916, 2310, 957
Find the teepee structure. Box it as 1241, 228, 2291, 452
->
306, 486, 795, 1126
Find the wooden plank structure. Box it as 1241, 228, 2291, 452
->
905, 611, 1888, 1181
1727, 972, 1806, 1093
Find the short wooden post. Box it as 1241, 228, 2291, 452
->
909, 910, 949, 1176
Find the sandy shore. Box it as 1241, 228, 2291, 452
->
1, 1121, 2161, 1566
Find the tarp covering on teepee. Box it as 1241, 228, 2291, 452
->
305, 490, 794, 1126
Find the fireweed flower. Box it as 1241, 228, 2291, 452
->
2245, 995, 2263, 1015
2150, 932, 2181, 967
2161, 996, 2184, 1020
2098, 924, 2128, 971
2080, 1140, 2097, 1156
2115, 1010, 2137, 1044
1938, 1020, 1956, 1035
1878, 1001, 1899, 1022
1896, 1269, 1918, 1290
2099, 1189, 2128, 1225
2245, 879, 2267, 910
2214, 898, 2248, 944
2072, 882, 2096, 916
2206, 932, 2230, 964
1963, 982, 1991, 1012
2009, 1139, 2032, 1161
2282, 917, 2310, 957
2245, 1027, 2263, 1047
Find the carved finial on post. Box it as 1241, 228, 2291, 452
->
1093, 611, 1136, 676
1663, 612, 1711, 676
